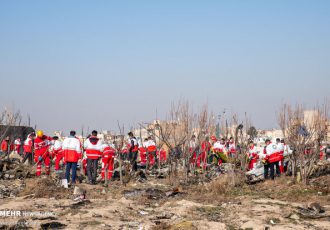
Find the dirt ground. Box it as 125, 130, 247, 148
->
0, 172, 329, 230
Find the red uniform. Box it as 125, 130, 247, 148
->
101, 145, 115, 180
82, 158, 87, 175
34, 135, 52, 176
248, 145, 259, 171
52, 140, 64, 170
139, 147, 147, 165
188, 140, 198, 166
148, 151, 156, 166
1, 140, 9, 152
14, 139, 21, 154
84, 137, 102, 159
158, 148, 167, 163
121, 144, 129, 160
62, 137, 81, 162
320, 145, 325, 160
277, 143, 285, 173
23, 135, 33, 153
146, 140, 156, 166
198, 141, 211, 169
228, 141, 236, 158
265, 143, 282, 163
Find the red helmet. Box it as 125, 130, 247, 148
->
211, 136, 217, 141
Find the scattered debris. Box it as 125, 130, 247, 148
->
40, 222, 66, 230
295, 203, 328, 219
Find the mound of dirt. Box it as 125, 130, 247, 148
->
310, 175, 330, 193
20, 177, 72, 199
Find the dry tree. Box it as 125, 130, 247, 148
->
278, 102, 329, 184
0, 108, 23, 142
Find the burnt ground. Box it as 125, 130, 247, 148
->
0, 168, 329, 230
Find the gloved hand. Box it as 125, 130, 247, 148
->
38, 156, 43, 162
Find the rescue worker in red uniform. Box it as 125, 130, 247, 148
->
34, 130, 52, 176
22, 132, 35, 165
199, 136, 211, 169
1, 136, 11, 155
84, 130, 102, 184
128, 132, 139, 171
264, 139, 281, 180
101, 143, 116, 182
188, 135, 198, 168
146, 136, 157, 168
139, 139, 148, 167
320, 145, 325, 160
52, 136, 64, 171
276, 138, 285, 173
247, 140, 259, 171
158, 147, 167, 164
14, 138, 21, 155
62, 130, 81, 185
228, 137, 236, 158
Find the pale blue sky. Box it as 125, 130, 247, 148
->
0, 1, 329, 134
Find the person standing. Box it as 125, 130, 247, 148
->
188, 135, 198, 168
264, 139, 279, 180
228, 137, 236, 158
128, 132, 139, 171
14, 138, 21, 155
146, 136, 157, 168
34, 130, 52, 176
139, 138, 148, 167
247, 140, 259, 171
22, 133, 35, 165
1, 136, 10, 156
52, 136, 64, 171
84, 130, 102, 184
276, 138, 285, 174
62, 130, 81, 185
199, 136, 211, 169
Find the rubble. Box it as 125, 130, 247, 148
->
40, 222, 66, 230
295, 203, 329, 219
308, 160, 330, 178
0, 158, 32, 180
0, 181, 25, 199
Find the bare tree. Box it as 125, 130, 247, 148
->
278, 102, 329, 184
0, 108, 23, 142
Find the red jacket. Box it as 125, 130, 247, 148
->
62, 137, 81, 163
139, 147, 147, 165
158, 148, 167, 162
201, 141, 211, 153
34, 135, 52, 158
84, 137, 102, 159
23, 135, 34, 153
102, 145, 116, 159
1, 140, 9, 152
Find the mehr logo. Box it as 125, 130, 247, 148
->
0, 210, 22, 217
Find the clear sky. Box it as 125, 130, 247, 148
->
0, 0, 329, 134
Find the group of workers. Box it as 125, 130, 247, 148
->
0, 130, 167, 186
1, 130, 329, 185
